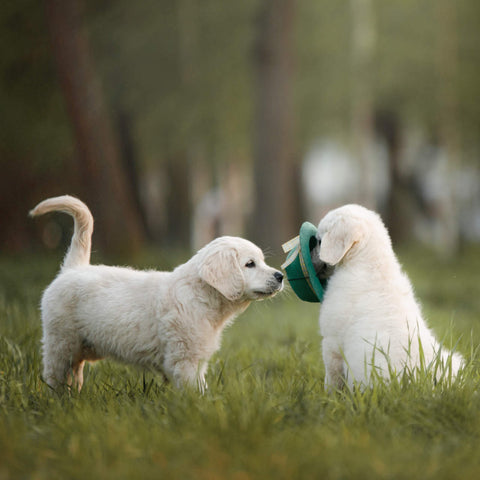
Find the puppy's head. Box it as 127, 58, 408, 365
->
198, 237, 284, 302
315, 204, 385, 266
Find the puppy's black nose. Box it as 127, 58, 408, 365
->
274, 271, 284, 283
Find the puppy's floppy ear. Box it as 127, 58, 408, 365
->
319, 217, 364, 265
199, 248, 245, 301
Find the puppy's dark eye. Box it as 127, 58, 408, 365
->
245, 260, 256, 268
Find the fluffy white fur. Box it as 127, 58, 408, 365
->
30, 195, 283, 392
314, 204, 463, 390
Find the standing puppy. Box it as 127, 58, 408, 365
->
314, 204, 463, 390
30, 196, 283, 392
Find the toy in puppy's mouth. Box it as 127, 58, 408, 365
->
281, 222, 334, 302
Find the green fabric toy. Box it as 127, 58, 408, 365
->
281, 222, 327, 303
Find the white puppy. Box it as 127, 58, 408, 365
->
314, 204, 463, 390
30, 196, 283, 392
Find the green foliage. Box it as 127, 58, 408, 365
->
88, 0, 260, 164
1, 248, 479, 479
2, 0, 480, 171
296, 0, 480, 149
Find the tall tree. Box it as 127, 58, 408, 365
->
252, 0, 299, 251
350, 0, 376, 208
45, 0, 145, 256
375, 110, 415, 244
435, 0, 461, 253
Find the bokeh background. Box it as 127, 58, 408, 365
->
2, 0, 480, 259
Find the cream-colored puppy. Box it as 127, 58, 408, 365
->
30, 196, 283, 392
314, 204, 463, 390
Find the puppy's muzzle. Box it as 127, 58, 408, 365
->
311, 239, 335, 280
257, 270, 284, 297
270, 270, 284, 292
315, 261, 335, 280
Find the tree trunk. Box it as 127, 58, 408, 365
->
252, 0, 298, 252
164, 154, 191, 249
376, 110, 414, 244
435, 0, 461, 254
350, 0, 376, 208
45, 0, 145, 257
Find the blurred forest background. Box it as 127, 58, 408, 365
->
1, 0, 480, 259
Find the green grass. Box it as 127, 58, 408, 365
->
1, 247, 480, 479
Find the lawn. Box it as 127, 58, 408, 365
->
1, 246, 480, 479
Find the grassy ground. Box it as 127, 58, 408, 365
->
1, 246, 480, 479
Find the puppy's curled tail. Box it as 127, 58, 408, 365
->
29, 195, 93, 270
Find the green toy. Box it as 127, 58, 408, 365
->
281, 221, 328, 303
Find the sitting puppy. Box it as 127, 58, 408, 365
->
313, 204, 463, 390
30, 196, 283, 392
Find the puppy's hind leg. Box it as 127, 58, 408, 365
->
43, 356, 85, 392
69, 359, 86, 392
42, 352, 71, 390
322, 339, 345, 392
42, 335, 83, 391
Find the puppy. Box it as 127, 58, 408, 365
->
313, 204, 463, 390
30, 196, 283, 392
